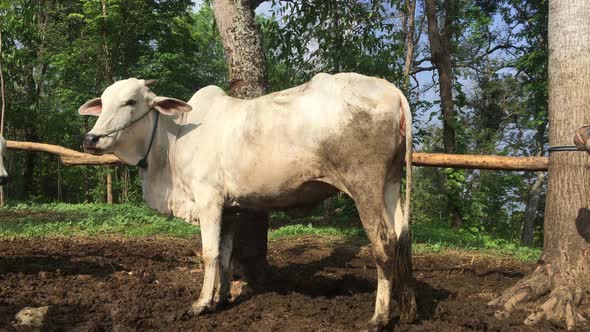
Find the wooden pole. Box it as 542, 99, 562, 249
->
6, 141, 120, 166
6, 140, 552, 171
412, 153, 549, 171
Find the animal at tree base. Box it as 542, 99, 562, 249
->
78, 73, 415, 331
574, 124, 590, 153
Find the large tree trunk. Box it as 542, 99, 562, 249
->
424, 0, 463, 228
490, 1, 590, 329
212, 0, 267, 98
211, 0, 269, 288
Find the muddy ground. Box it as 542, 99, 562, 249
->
0, 236, 587, 331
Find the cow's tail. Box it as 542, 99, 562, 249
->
392, 88, 417, 323
399, 90, 412, 230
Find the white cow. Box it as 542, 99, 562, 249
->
0, 135, 9, 185
79, 73, 414, 330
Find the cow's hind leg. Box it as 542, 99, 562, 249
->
354, 191, 398, 331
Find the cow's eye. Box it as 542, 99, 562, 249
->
125, 99, 137, 106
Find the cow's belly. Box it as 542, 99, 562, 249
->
233, 180, 338, 210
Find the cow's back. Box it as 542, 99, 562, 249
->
179, 73, 405, 208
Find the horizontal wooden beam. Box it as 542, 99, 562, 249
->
412, 152, 548, 171
6, 140, 549, 171
7, 141, 122, 166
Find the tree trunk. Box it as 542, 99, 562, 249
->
106, 170, 113, 204
212, 0, 267, 98
57, 157, 62, 202
0, 29, 6, 135
101, 0, 115, 204
424, 0, 463, 228
403, 0, 416, 92
23, 129, 38, 197
424, 0, 456, 153
0, 28, 5, 207
122, 167, 129, 203
490, 1, 590, 329
521, 123, 547, 247
520, 171, 545, 246
211, 0, 269, 287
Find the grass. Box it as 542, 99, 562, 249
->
268, 212, 542, 263
0, 203, 541, 262
0, 202, 199, 238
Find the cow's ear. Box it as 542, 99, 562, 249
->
78, 98, 102, 116
151, 97, 192, 115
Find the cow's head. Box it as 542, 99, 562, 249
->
79, 78, 192, 165
0, 135, 10, 186
574, 125, 590, 154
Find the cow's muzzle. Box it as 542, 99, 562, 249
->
0, 175, 11, 186
82, 134, 104, 155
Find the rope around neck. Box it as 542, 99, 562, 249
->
95, 108, 154, 139
94, 108, 159, 168
137, 111, 159, 169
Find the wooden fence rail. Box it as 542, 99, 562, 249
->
7, 140, 549, 171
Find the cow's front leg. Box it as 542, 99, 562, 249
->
188, 199, 224, 316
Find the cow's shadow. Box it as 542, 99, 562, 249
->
230, 237, 451, 322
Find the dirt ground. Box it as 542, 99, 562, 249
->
0, 236, 587, 331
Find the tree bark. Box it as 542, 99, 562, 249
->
211, 0, 269, 287
212, 0, 267, 99
490, 1, 590, 329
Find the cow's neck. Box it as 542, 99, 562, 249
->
138, 112, 183, 215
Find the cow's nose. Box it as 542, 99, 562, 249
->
0, 175, 11, 186
83, 134, 100, 147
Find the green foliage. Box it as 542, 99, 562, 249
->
0, 202, 198, 237
0, 1, 227, 202
264, 0, 405, 87
0, 203, 540, 262
268, 211, 540, 262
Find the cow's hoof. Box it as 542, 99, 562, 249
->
359, 319, 386, 332
187, 300, 211, 316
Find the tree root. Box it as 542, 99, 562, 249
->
488, 263, 588, 330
